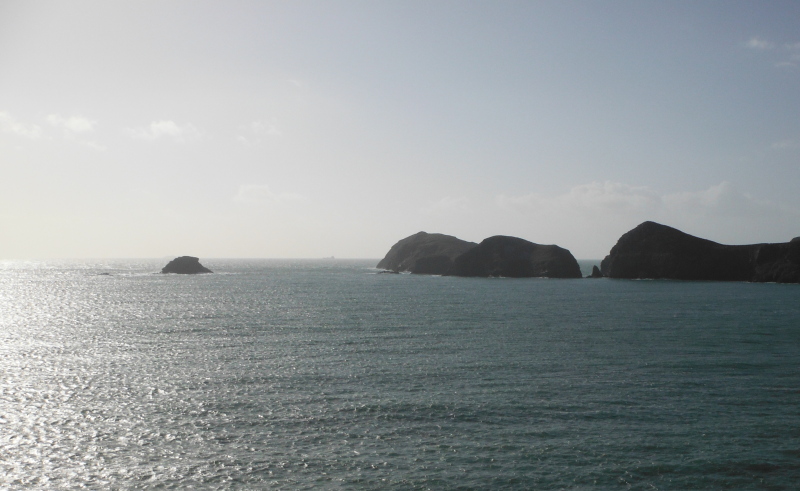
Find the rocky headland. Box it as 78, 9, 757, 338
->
450, 235, 582, 278
600, 221, 800, 283
161, 256, 213, 274
377, 232, 581, 278
376, 232, 477, 275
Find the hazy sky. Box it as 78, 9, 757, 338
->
2, 1, 799, 259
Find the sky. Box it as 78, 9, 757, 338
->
1, 0, 799, 259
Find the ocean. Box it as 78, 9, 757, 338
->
1, 259, 798, 489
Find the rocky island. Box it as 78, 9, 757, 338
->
588, 265, 603, 278
161, 256, 213, 274
377, 232, 581, 278
600, 221, 800, 283
376, 232, 477, 275
451, 235, 582, 278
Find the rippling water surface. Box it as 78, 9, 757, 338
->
1, 259, 799, 489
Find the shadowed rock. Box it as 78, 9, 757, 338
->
161, 256, 212, 274
600, 221, 800, 283
449, 235, 582, 278
588, 265, 603, 278
377, 232, 477, 274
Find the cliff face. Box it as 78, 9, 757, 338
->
376, 232, 477, 274
600, 221, 800, 283
450, 235, 582, 278
751, 242, 800, 283
161, 256, 213, 274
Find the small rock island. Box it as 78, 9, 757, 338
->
588, 265, 603, 278
378, 232, 582, 278
600, 221, 800, 283
161, 256, 213, 274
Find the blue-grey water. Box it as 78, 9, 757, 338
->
1, 259, 798, 489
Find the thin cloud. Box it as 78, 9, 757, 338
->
746, 36, 774, 50
0, 111, 42, 139
233, 184, 308, 205
772, 138, 799, 149
251, 120, 281, 137
786, 43, 800, 63
662, 181, 759, 216
745, 37, 800, 69
777, 42, 800, 69
498, 181, 661, 217
46, 114, 96, 133
2, 111, 104, 147
82, 141, 107, 152
421, 196, 469, 215
126, 120, 200, 142
237, 119, 282, 144
498, 181, 789, 219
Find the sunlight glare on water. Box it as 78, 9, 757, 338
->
1, 259, 799, 489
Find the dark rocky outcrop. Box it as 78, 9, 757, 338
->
600, 221, 800, 283
377, 232, 582, 278
161, 256, 212, 274
449, 235, 582, 278
377, 232, 477, 274
588, 265, 603, 278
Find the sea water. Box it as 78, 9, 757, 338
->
1, 259, 798, 489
